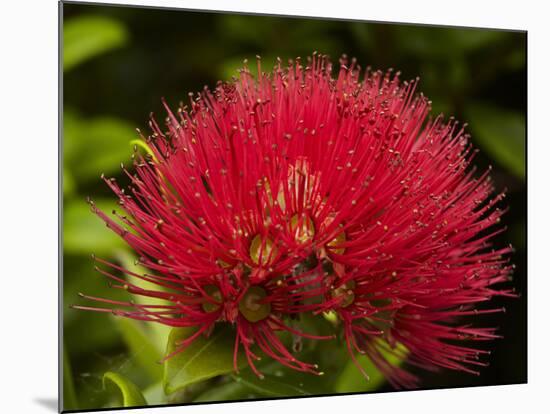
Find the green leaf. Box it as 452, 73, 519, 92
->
194, 381, 259, 402
63, 198, 125, 255
143, 382, 166, 406
225, 316, 333, 398
395, 27, 506, 58
103, 372, 147, 407
297, 314, 350, 373
63, 166, 76, 197
448, 29, 506, 52
63, 109, 81, 162
334, 343, 408, 393
232, 370, 315, 397
65, 309, 122, 355
194, 315, 333, 402
114, 250, 171, 351
163, 326, 246, 395
466, 103, 526, 179
64, 255, 129, 354
63, 15, 129, 71
112, 316, 163, 382
63, 344, 78, 411
64, 114, 137, 183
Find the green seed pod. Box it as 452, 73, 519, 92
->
239, 286, 271, 322
289, 213, 315, 244
202, 285, 222, 313
332, 280, 356, 308
249, 234, 277, 265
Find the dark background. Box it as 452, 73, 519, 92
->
62, 1, 526, 409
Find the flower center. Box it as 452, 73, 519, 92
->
201, 285, 222, 313
239, 286, 271, 322
327, 225, 346, 255
249, 234, 277, 266
332, 280, 356, 308
290, 213, 315, 244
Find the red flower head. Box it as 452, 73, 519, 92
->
74, 54, 514, 387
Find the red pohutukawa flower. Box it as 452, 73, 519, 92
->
74, 54, 515, 387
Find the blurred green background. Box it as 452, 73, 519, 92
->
62, 1, 526, 411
